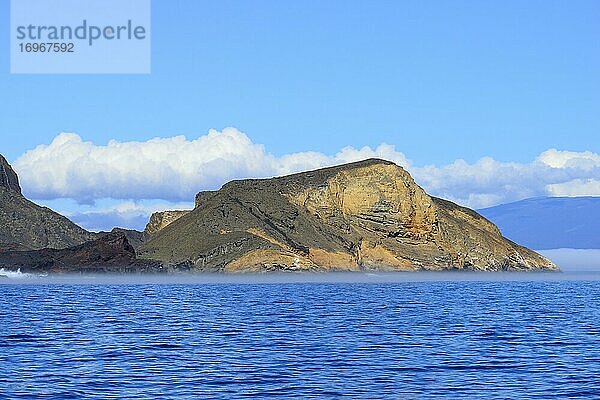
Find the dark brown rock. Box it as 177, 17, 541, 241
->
0, 232, 165, 273
97, 228, 150, 251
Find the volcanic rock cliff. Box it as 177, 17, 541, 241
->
0, 154, 96, 251
138, 159, 557, 272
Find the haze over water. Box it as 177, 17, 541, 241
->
2, 269, 600, 399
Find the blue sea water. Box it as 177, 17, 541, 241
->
1, 273, 600, 399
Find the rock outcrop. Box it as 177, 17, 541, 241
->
98, 228, 149, 251
139, 159, 557, 272
0, 232, 165, 273
0, 154, 96, 252
0, 154, 21, 194
144, 210, 190, 235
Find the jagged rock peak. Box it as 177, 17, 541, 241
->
0, 154, 21, 194
145, 210, 191, 235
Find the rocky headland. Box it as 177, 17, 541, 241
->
138, 159, 557, 272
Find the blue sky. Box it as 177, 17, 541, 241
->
1, 0, 599, 231
2, 0, 599, 162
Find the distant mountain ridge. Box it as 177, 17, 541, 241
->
478, 197, 600, 250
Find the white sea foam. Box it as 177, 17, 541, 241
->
0, 268, 42, 279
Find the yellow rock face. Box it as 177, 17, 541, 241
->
358, 240, 418, 271
287, 163, 436, 239
145, 210, 190, 235
224, 249, 317, 273
307, 248, 359, 271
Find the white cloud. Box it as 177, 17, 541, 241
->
15, 129, 277, 203
547, 179, 600, 197
39, 199, 195, 232
538, 149, 600, 170
13, 128, 600, 215
409, 151, 600, 208
14, 128, 409, 203
335, 144, 411, 167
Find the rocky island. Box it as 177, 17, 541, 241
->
0, 154, 557, 273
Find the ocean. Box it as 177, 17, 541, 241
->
1, 272, 599, 399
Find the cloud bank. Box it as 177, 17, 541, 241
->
13, 128, 409, 203
14, 128, 600, 211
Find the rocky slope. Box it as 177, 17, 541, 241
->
139, 159, 557, 272
0, 154, 96, 251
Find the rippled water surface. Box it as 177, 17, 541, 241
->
2, 275, 600, 399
